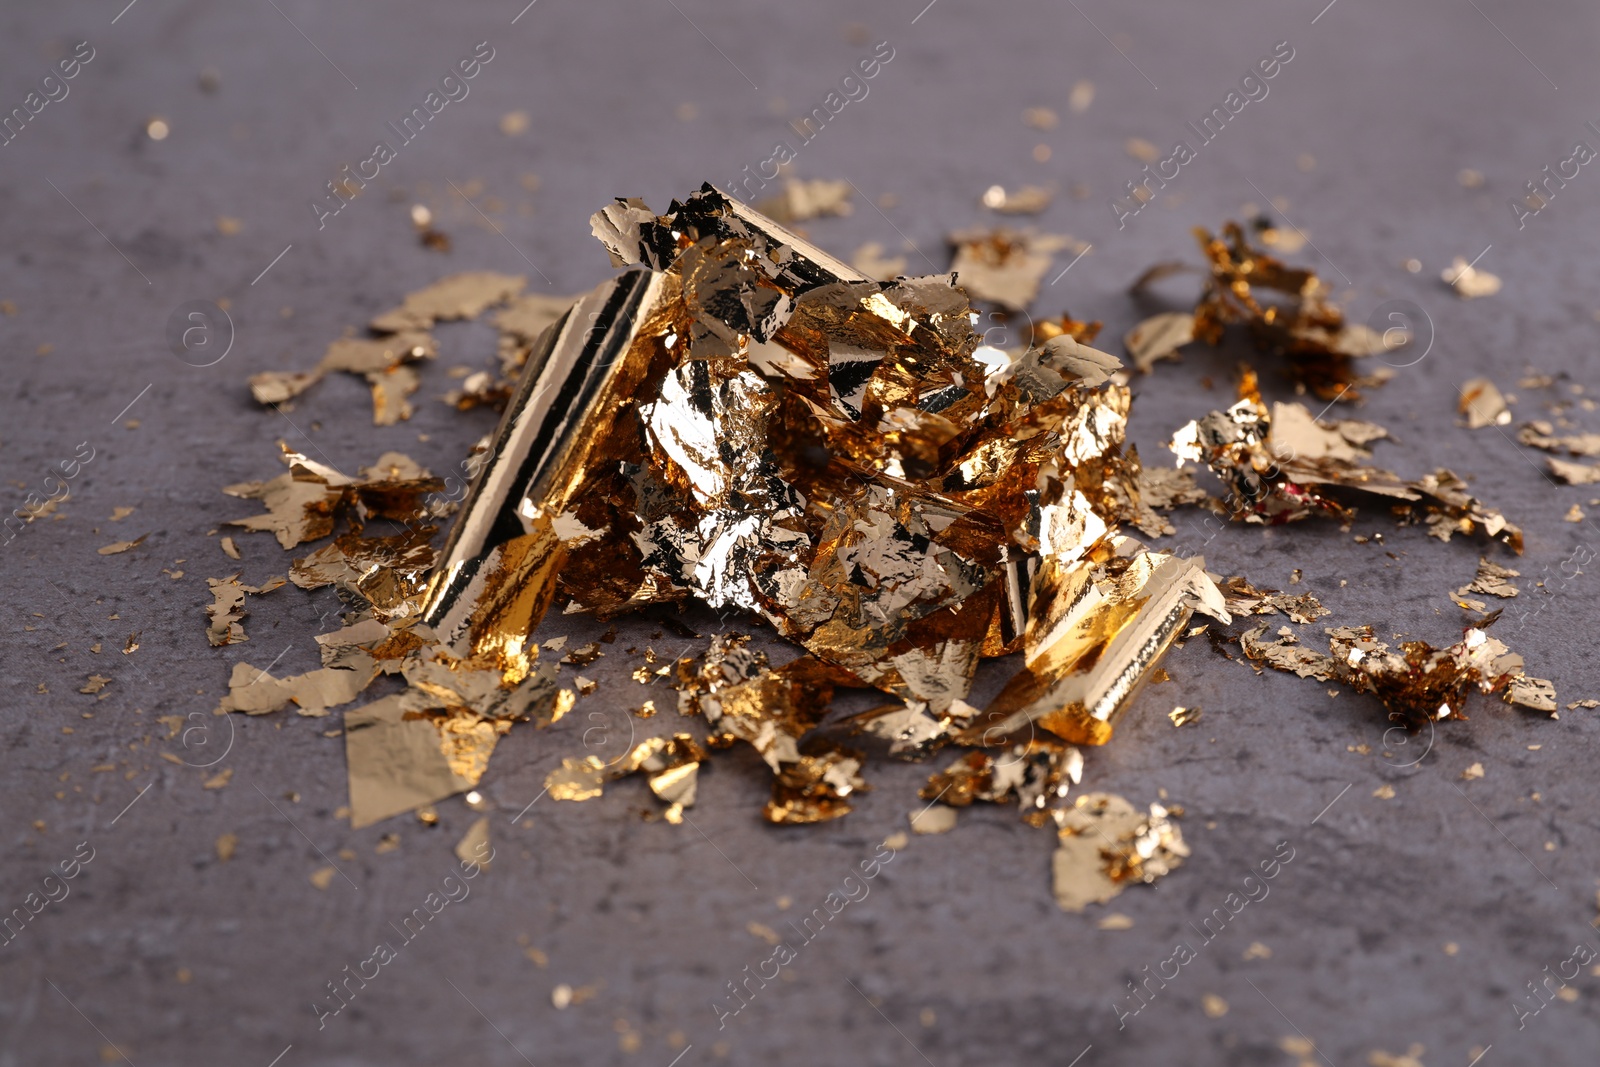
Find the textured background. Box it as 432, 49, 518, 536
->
4, 1, 1600, 1064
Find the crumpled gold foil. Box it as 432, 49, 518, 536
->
1169, 371, 1522, 552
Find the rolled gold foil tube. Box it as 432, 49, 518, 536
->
421, 269, 668, 643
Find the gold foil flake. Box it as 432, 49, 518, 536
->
214, 658, 377, 717
225, 444, 444, 550
1171, 382, 1522, 552
981, 184, 1054, 215
79, 675, 111, 695
1458, 378, 1511, 428
919, 743, 1081, 821
345, 694, 481, 829
851, 242, 908, 281
250, 332, 438, 425
1023, 105, 1060, 128
1442, 257, 1501, 299
370, 271, 525, 333
1184, 223, 1393, 402
97, 534, 148, 555
757, 178, 853, 223
205, 577, 249, 646
1548, 458, 1600, 484
1169, 706, 1201, 727
1456, 558, 1520, 600
909, 804, 957, 834
454, 817, 491, 870
1246, 619, 1555, 727
1565, 503, 1587, 523
563, 643, 603, 666
764, 742, 869, 825
1051, 793, 1187, 912
1123, 312, 1195, 373
948, 227, 1078, 311
1518, 421, 1600, 457
546, 755, 607, 801
1220, 575, 1329, 624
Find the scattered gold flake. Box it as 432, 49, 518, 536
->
220, 536, 240, 559
746, 921, 781, 945
1172, 374, 1521, 552
980, 184, 1053, 215
1458, 168, 1484, 188
551, 984, 573, 1010
1052, 794, 1187, 912
97, 534, 149, 556
1124, 137, 1160, 163
79, 675, 111, 695
1461, 762, 1484, 781
454, 816, 491, 870
1456, 558, 1520, 600
1096, 913, 1134, 931
122, 633, 139, 655
1201, 994, 1229, 1018
883, 832, 909, 851
757, 177, 853, 223
1367, 1044, 1426, 1067
202, 767, 233, 789
1124, 311, 1195, 373
1565, 503, 1586, 522
146, 117, 169, 140
1372, 784, 1396, 799
309, 866, 336, 890
1458, 378, 1511, 428
948, 227, 1082, 310
375, 832, 401, 854
1243, 941, 1272, 960
499, 110, 530, 136
1022, 105, 1059, 128
110, 506, 136, 521
1169, 706, 1201, 727
215, 833, 237, 862
215, 216, 243, 236
1443, 256, 1501, 299
851, 241, 908, 281
546, 756, 607, 802
910, 804, 957, 835
1069, 81, 1095, 113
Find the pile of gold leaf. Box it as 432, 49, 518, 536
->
204, 185, 1560, 913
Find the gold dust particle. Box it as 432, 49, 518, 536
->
499, 110, 530, 136
415, 805, 439, 826
176, 967, 192, 984
1545, 841, 1557, 851
1458, 168, 1485, 189
883, 832, 909, 851
1461, 762, 1484, 780
146, 118, 170, 140
618, 1031, 641, 1053
675, 102, 698, 121
1125, 138, 1160, 163
215, 833, 237, 862
1201, 994, 1229, 1018
1404, 258, 1422, 273
552, 984, 573, 1010
1297, 153, 1317, 172
637, 700, 656, 718
919, 1007, 937, 1027
202, 767, 233, 790
1022, 105, 1058, 129
1243, 941, 1272, 960
1373, 784, 1396, 799
410, 204, 433, 228
1443, 942, 1459, 955
216, 216, 243, 236
1032, 143, 1052, 162
309, 866, 336, 890
375, 832, 401, 854
1069, 80, 1095, 113
1096, 913, 1134, 930
37, 343, 53, 355
525, 946, 549, 967
746, 921, 780, 945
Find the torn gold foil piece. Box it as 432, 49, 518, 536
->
1170, 374, 1522, 552
1051, 793, 1187, 912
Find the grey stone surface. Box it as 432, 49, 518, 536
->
2, 0, 1599, 1064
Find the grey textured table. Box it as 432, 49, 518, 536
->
4, 1, 1599, 1064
